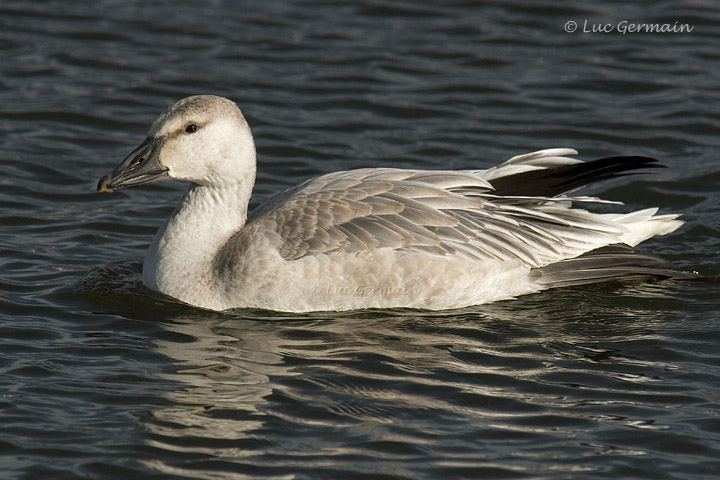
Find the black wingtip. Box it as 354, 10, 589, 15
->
489, 155, 664, 197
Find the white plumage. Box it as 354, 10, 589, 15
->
98, 95, 690, 312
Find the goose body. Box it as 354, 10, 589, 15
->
98, 95, 689, 312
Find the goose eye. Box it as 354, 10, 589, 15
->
185, 124, 198, 133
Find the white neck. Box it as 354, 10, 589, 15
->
142, 179, 253, 309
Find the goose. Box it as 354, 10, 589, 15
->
97, 95, 694, 312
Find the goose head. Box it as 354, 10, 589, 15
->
98, 95, 256, 192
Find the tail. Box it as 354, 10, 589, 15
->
605, 207, 683, 247
482, 149, 711, 288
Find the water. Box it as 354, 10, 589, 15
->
2, 1, 720, 478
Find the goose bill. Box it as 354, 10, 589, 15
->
97, 136, 169, 192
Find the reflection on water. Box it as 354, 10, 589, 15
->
145, 317, 284, 478
140, 282, 699, 478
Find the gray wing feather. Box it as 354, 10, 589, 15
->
245, 167, 635, 265
532, 244, 698, 287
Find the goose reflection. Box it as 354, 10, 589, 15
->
142, 287, 687, 479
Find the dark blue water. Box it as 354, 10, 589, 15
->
2, 1, 720, 478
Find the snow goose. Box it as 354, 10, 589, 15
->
97, 95, 693, 312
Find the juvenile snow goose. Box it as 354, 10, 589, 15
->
97, 95, 694, 312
